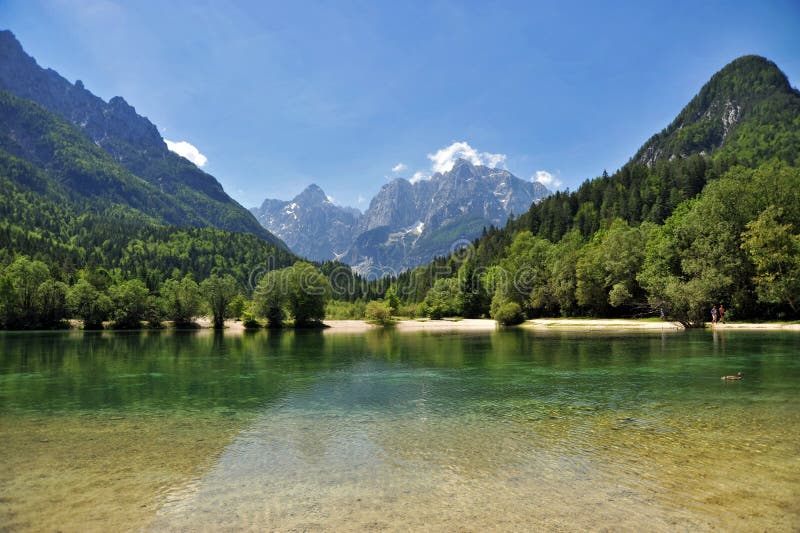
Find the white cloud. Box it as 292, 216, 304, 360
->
427, 141, 506, 174
409, 171, 429, 184
326, 195, 336, 204
533, 170, 561, 189
164, 139, 208, 167
401, 141, 507, 186
357, 195, 366, 204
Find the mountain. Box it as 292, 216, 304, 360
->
250, 184, 361, 262
0, 83, 300, 285
0, 29, 283, 247
0, 87, 302, 283
634, 55, 800, 167
0, 31, 298, 286
497, 55, 800, 244
359, 160, 548, 234
252, 160, 549, 272
345, 160, 549, 272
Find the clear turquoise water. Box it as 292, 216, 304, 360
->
1, 328, 798, 531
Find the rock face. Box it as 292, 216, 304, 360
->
0, 30, 281, 244
250, 185, 361, 262
346, 159, 549, 272
360, 160, 547, 233
0, 33, 163, 156
253, 160, 550, 272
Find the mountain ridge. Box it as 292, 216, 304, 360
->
252, 160, 549, 272
250, 184, 361, 262
0, 29, 284, 246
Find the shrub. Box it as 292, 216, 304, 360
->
325, 299, 366, 319
493, 302, 525, 326
161, 275, 202, 326
242, 312, 261, 329
427, 304, 444, 320
226, 294, 246, 321
67, 279, 111, 329
253, 262, 330, 327
365, 300, 394, 325
200, 274, 238, 329
397, 303, 421, 318
422, 278, 461, 318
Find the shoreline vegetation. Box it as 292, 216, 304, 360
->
39, 317, 800, 333
1, 253, 798, 332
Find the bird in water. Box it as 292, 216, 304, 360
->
722, 371, 743, 380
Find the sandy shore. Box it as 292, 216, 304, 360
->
215, 317, 800, 333
524, 318, 685, 330
708, 322, 800, 330
526, 319, 800, 331
69, 317, 799, 333
194, 317, 247, 331
323, 318, 498, 333
322, 319, 380, 332
394, 318, 498, 331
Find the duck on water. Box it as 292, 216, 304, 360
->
722, 371, 743, 380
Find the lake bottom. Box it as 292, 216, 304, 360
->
1, 329, 798, 531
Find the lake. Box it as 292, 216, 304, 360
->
1, 327, 798, 531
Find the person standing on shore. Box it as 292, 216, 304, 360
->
711, 305, 718, 325
718, 304, 726, 324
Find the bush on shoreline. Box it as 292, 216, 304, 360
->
365, 300, 394, 325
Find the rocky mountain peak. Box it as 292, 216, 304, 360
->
295, 183, 329, 205
250, 184, 361, 262
108, 95, 132, 109
0, 30, 164, 153
250, 158, 552, 271
634, 55, 797, 167
449, 158, 476, 176
0, 30, 23, 54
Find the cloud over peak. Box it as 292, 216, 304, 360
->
398, 141, 518, 187
165, 139, 207, 167
427, 141, 506, 174
409, 171, 429, 184
533, 170, 561, 189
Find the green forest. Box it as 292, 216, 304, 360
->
1, 55, 799, 329
0, 255, 341, 330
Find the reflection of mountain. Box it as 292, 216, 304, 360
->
253, 159, 550, 272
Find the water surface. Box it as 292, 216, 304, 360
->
1, 328, 798, 531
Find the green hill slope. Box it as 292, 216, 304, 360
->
0, 88, 297, 286
635, 55, 800, 166
509, 55, 800, 243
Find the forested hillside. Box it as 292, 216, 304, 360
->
0, 32, 376, 330
386, 56, 800, 325
0, 30, 281, 242
0, 86, 297, 280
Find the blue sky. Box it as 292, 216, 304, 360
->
2, 0, 799, 209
